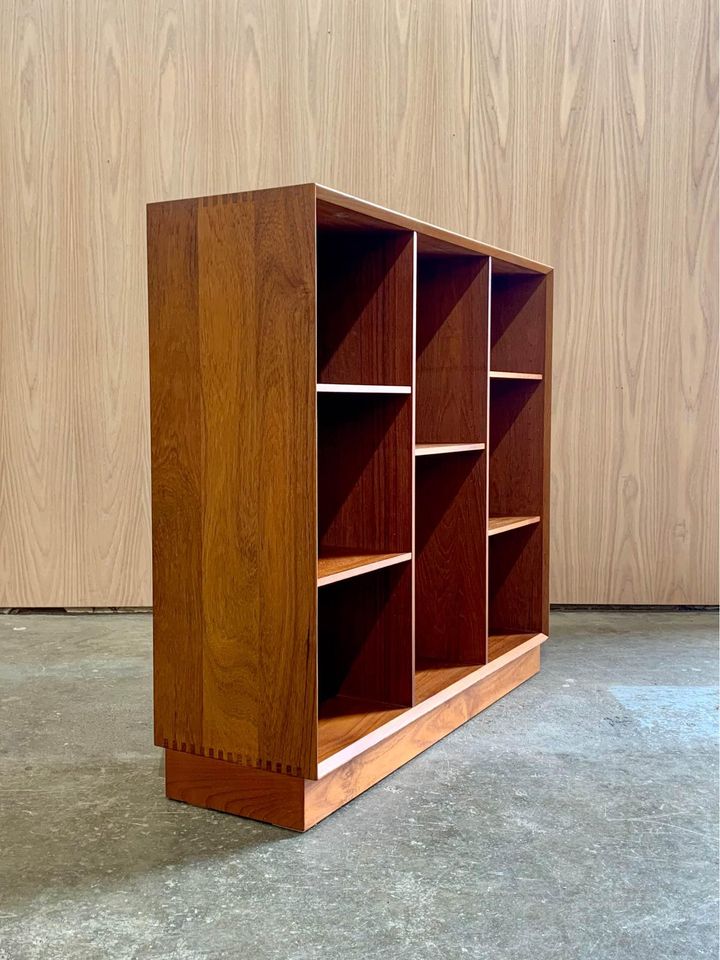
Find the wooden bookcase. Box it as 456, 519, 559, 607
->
147, 184, 553, 831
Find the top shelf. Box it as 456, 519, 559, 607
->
315, 185, 551, 275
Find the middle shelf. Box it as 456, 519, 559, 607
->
490, 370, 543, 381
318, 550, 412, 587
415, 442, 485, 457
488, 515, 540, 536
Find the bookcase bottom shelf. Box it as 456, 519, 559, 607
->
415, 660, 481, 702
489, 633, 537, 660
414, 633, 538, 701
318, 695, 406, 762
164, 635, 546, 830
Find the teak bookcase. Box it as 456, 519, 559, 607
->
147, 183, 553, 831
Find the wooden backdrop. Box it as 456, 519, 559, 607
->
1, 0, 717, 606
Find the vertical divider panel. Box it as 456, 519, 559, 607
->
483, 260, 493, 663
410, 232, 418, 705
540, 273, 553, 635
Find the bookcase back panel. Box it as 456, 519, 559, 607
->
317, 229, 414, 386
490, 274, 548, 375
489, 525, 545, 636
488, 380, 545, 517
416, 256, 489, 443
318, 563, 413, 706
317, 393, 413, 554
415, 452, 488, 664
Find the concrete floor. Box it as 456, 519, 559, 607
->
0, 611, 717, 960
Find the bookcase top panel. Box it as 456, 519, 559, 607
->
148, 184, 551, 276
316, 184, 551, 275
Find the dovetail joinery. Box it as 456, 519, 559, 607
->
163, 740, 303, 779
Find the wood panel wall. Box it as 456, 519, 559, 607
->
1, 0, 716, 606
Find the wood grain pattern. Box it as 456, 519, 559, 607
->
317, 697, 407, 763
0, 0, 150, 606
165, 644, 542, 830
1, 0, 471, 607
488, 525, 544, 636
471, 0, 718, 602
415, 452, 487, 663
318, 393, 413, 554
490, 274, 548, 375
488, 516, 540, 536
2, 0, 715, 606
317, 550, 412, 587
488, 269, 552, 635
414, 661, 480, 702
313, 0, 472, 228
317, 562, 414, 707
317, 229, 414, 385
165, 749, 308, 831
318, 631, 545, 774
311, 646, 540, 821
147, 184, 541, 809
488, 633, 536, 660
416, 255, 490, 443
489, 380, 546, 518
148, 186, 318, 778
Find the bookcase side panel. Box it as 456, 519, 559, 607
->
541, 272, 554, 635
148, 185, 318, 779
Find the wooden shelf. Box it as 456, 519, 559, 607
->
415, 442, 485, 457
318, 695, 406, 763
488, 515, 540, 536
415, 660, 481, 703
317, 383, 411, 394
317, 550, 412, 587
321, 641, 543, 763
488, 633, 537, 661
490, 370, 542, 381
